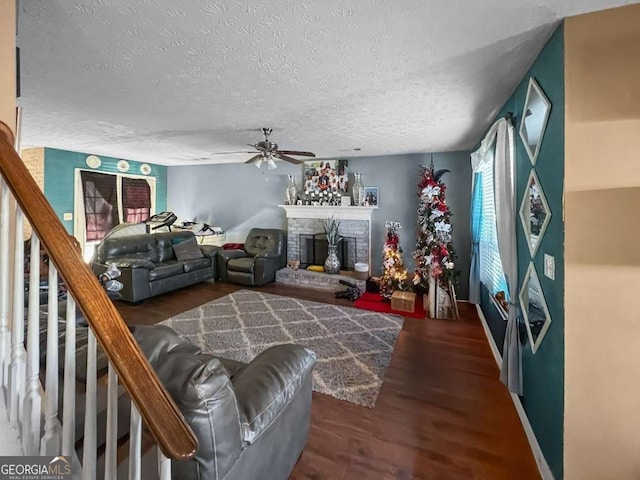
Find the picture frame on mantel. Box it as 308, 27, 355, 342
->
364, 186, 379, 207
303, 159, 349, 193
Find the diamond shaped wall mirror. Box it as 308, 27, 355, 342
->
519, 262, 551, 354
519, 78, 551, 165
519, 170, 551, 257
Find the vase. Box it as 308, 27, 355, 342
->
324, 244, 341, 274
352, 172, 365, 206
285, 174, 298, 205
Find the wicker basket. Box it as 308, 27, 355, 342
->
391, 291, 416, 313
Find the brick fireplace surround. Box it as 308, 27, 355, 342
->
277, 205, 376, 291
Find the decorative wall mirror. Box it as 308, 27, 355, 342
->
519, 263, 551, 354
519, 78, 551, 165
519, 170, 551, 257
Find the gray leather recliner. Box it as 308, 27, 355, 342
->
134, 325, 316, 480
218, 228, 286, 286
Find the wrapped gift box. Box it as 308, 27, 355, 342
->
391, 291, 416, 313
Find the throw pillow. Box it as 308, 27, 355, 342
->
172, 237, 204, 262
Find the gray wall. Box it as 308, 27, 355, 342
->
167, 151, 472, 299
167, 161, 300, 241
345, 152, 472, 299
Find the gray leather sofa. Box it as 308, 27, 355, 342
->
134, 325, 316, 480
92, 231, 219, 303
218, 228, 286, 286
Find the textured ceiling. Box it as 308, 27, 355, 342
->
17, 0, 638, 165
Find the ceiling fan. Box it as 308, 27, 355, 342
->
214, 128, 315, 169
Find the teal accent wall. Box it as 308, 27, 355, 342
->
480, 25, 565, 478
43, 148, 167, 233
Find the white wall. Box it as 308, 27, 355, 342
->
564, 5, 640, 479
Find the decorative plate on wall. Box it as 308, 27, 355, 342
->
85, 155, 101, 169
140, 163, 151, 175
117, 160, 130, 172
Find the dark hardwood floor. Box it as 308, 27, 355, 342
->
116, 281, 540, 480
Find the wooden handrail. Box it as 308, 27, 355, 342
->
0, 123, 197, 460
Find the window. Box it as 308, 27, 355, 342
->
74, 170, 156, 260
471, 147, 509, 299
122, 177, 151, 223
80, 171, 119, 242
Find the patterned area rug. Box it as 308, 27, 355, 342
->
161, 290, 404, 408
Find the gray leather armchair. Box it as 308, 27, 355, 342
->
133, 325, 316, 480
218, 228, 287, 286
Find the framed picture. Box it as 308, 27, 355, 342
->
364, 186, 379, 207
303, 159, 349, 193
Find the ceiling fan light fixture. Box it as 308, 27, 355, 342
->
267, 157, 277, 170
254, 156, 264, 168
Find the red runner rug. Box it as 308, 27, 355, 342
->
353, 291, 425, 319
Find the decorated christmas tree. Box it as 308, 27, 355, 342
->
379, 221, 409, 300
412, 161, 459, 293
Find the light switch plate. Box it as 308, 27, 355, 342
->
63, 212, 73, 221
544, 254, 555, 280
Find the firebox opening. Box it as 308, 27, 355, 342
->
299, 233, 357, 270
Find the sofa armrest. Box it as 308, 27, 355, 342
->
217, 249, 247, 282
218, 249, 247, 261
253, 255, 286, 286
232, 344, 316, 444
199, 245, 221, 258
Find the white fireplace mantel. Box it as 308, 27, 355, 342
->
278, 205, 377, 221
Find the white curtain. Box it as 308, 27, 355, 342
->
493, 119, 521, 395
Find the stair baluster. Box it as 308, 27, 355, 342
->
129, 402, 142, 480
8, 208, 25, 423
62, 296, 77, 457
0, 179, 11, 387
40, 263, 61, 455
23, 233, 42, 455
104, 364, 119, 479
82, 329, 97, 480
158, 448, 171, 480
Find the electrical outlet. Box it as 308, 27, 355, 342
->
544, 254, 555, 280
63, 212, 73, 221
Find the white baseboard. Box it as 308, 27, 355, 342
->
475, 305, 555, 480
476, 304, 502, 366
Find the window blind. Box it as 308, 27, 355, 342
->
475, 149, 509, 298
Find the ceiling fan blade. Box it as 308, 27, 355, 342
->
244, 154, 263, 164
274, 153, 304, 165
277, 150, 315, 157
213, 150, 255, 155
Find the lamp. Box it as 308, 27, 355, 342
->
254, 155, 264, 169
267, 155, 277, 170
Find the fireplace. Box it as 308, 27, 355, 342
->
279, 205, 377, 276
299, 233, 357, 270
